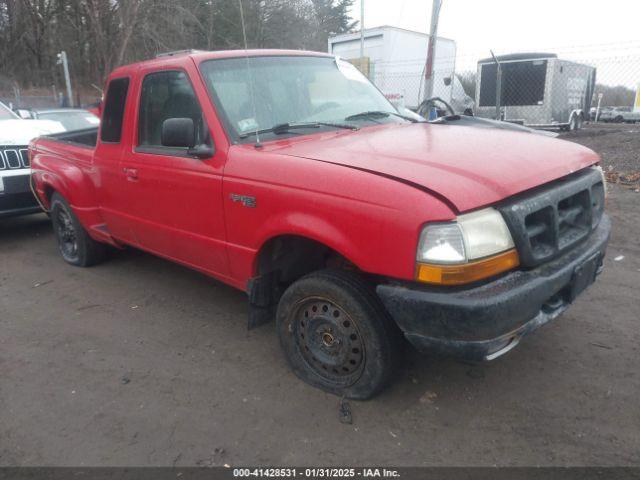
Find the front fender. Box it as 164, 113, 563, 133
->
253, 211, 366, 271
223, 146, 457, 288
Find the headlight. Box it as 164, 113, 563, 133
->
416, 208, 519, 285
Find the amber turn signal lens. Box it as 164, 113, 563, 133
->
416, 249, 520, 286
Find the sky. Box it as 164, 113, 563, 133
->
348, 0, 640, 85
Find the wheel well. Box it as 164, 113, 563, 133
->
247, 235, 358, 328
256, 235, 354, 285
43, 185, 56, 207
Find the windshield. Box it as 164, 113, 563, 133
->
0, 102, 17, 120
38, 111, 99, 131
200, 56, 400, 140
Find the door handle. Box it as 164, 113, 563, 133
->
123, 167, 138, 181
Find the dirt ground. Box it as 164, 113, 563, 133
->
1, 126, 639, 467
561, 123, 640, 188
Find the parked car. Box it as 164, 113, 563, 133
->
598, 106, 640, 123
1, 101, 65, 218
22, 108, 100, 131
30, 50, 610, 399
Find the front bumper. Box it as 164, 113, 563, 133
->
377, 214, 611, 361
0, 171, 41, 218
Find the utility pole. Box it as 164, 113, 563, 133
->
56, 51, 73, 107
360, 0, 365, 59
423, 0, 443, 103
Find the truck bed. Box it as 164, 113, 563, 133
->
43, 127, 98, 148
30, 128, 97, 181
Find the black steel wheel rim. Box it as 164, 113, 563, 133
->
292, 297, 365, 385
54, 206, 78, 260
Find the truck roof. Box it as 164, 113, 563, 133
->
109, 49, 334, 77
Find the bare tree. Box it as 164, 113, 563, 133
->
0, 0, 358, 96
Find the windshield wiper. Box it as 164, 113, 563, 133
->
239, 121, 358, 138
344, 110, 421, 123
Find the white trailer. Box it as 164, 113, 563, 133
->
475, 53, 596, 131
328, 26, 468, 111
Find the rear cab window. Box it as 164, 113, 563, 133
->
101, 77, 130, 143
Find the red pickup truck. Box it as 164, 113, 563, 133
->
30, 50, 610, 399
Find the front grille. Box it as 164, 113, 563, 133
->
498, 168, 605, 268
0, 146, 29, 170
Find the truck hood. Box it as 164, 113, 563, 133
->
0, 119, 65, 145
267, 123, 599, 212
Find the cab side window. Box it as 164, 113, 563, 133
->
138, 70, 206, 147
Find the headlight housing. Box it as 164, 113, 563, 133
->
416, 208, 519, 285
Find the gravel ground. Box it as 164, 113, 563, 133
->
1, 130, 639, 467
561, 123, 640, 187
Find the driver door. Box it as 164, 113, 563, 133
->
119, 67, 228, 277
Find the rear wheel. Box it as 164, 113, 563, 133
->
276, 269, 402, 399
50, 193, 106, 267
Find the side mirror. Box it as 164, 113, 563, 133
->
161, 118, 195, 148
443, 77, 452, 87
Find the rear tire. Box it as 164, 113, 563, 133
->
276, 269, 402, 400
50, 192, 107, 267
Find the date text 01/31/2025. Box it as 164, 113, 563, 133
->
232, 468, 400, 478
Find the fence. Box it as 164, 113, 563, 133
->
4, 44, 640, 130
0, 95, 60, 110
367, 46, 640, 129
0, 87, 100, 110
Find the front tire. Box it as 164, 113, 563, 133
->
276, 269, 401, 399
50, 193, 106, 267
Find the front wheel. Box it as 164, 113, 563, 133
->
50, 193, 107, 267
276, 269, 402, 400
